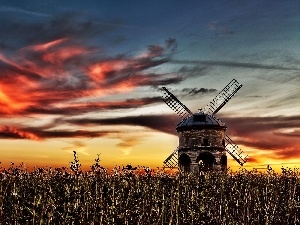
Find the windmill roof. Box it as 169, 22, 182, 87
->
176, 112, 226, 131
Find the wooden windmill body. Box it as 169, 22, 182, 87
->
161, 79, 248, 172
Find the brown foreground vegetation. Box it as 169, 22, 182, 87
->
0, 152, 299, 224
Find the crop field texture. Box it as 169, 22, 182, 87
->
0, 155, 299, 224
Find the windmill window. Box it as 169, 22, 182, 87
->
203, 138, 209, 146
189, 138, 198, 146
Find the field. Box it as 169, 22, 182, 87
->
0, 153, 299, 224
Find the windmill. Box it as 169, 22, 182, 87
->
161, 79, 248, 172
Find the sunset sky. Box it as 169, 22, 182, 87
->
0, 0, 299, 171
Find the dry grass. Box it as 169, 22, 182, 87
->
0, 153, 299, 224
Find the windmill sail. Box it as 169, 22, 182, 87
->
224, 135, 248, 166
161, 87, 193, 119
160, 80, 249, 169
203, 79, 242, 115
163, 148, 178, 169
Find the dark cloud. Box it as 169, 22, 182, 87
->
66, 114, 300, 151
0, 125, 117, 140
0, 114, 181, 140
171, 60, 300, 71
234, 137, 287, 151
178, 66, 208, 78
0, 12, 118, 49
147, 45, 164, 58
166, 38, 177, 49
34, 129, 113, 139
63, 113, 300, 162
182, 88, 217, 96
67, 114, 181, 136
221, 115, 300, 137
21, 97, 162, 116
220, 115, 300, 159
273, 147, 300, 160
274, 129, 300, 138
0, 126, 39, 140
2, 106, 299, 162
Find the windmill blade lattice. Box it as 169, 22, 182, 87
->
163, 148, 178, 169
161, 87, 193, 119
203, 79, 242, 115
224, 135, 248, 166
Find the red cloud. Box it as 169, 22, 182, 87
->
0, 38, 179, 117
245, 157, 259, 163
25, 38, 68, 52
88, 60, 129, 83
0, 126, 41, 140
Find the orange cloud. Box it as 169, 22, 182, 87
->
245, 157, 259, 163
26, 38, 68, 52
88, 60, 129, 83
